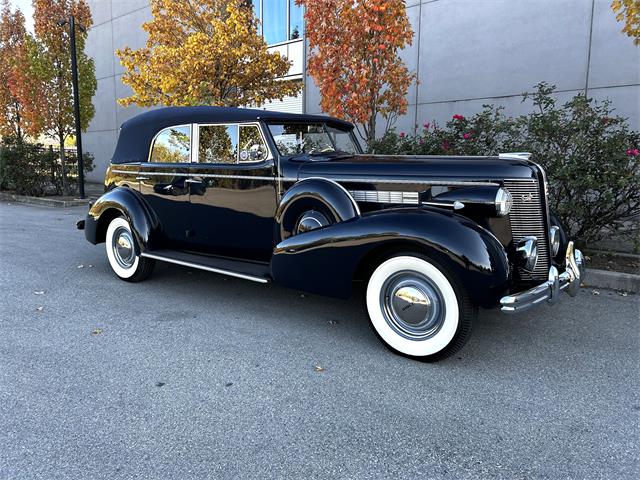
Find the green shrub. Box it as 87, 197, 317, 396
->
0, 137, 94, 196
369, 83, 640, 247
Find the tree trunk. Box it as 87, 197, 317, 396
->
59, 135, 69, 195
367, 114, 377, 149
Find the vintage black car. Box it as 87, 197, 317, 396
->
78, 106, 584, 361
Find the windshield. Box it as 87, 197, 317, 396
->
267, 123, 360, 156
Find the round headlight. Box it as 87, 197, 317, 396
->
495, 188, 513, 216
549, 225, 560, 257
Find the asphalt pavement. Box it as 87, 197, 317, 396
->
1, 202, 638, 480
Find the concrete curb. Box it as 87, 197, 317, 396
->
0, 192, 92, 208
584, 268, 640, 293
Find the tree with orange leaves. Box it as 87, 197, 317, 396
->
117, 0, 301, 108
0, 0, 28, 141
18, 0, 96, 194
298, 0, 415, 146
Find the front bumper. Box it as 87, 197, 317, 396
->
500, 241, 585, 313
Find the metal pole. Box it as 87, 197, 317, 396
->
68, 15, 85, 199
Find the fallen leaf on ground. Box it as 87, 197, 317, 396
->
591, 290, 600, 296
88, 265, 93, 268
155, 382, 165, 387
91, 328, 103, 335
314, 365, 325, 372
34, 290, 45, 295
619, 291, 628, 297
77, 264, 84, 269
328, 320, 339, 325
225, 382, 233, 387
35, 306, 44, 312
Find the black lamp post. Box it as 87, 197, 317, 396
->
58, 15, 86, 199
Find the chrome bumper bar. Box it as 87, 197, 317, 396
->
500, 241, 585, 313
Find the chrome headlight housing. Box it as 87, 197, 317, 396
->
549, 225, 560, 257
495, 188, 513, 217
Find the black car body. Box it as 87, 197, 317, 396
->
80, 106, 584, 361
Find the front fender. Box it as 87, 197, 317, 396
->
276, 177, 359, 241
271, 208, 509, 307
85, 187, 159, 254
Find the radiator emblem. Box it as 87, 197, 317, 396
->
521, 192, 534, 202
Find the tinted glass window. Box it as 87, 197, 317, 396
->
198, 125, 238, 164
289, 0, 303, 39
150, 126, 191, 163
268, 123, 359, 155
263, 0, 287, 44
239, 125, 268, 162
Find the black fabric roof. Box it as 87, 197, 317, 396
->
112, 106, 354, 164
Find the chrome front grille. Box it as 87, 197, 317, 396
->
504, 179, 550, 280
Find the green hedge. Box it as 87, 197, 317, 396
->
0, 138, 94, 197
369, 83, 640, 248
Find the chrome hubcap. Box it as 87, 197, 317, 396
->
381, 272, 445, 340
112, 226, 135, 269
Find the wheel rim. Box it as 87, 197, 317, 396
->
111, 226, 135, 269
380, 271, 446, 340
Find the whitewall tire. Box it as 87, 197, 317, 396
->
366, 254, 476, 361
105, 216, 155, 282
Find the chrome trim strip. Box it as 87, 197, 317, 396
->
349, 190, 419, 205
112, 170, 277, 181
297, 177, 361, 216
499, 152, 532, 160
111, 169, 500, 188
140, 252, 269, 283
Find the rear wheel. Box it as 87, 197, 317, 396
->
366, 253, 476, 361
105, 216, 155, 282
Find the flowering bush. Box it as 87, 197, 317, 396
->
369, 83, 640, 248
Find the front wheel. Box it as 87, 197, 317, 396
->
366, 254, 476, 362
105, 216, 155, 282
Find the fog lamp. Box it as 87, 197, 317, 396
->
495, 188, 513, 216
549, 226, 560, 257
516, 236, 538, 272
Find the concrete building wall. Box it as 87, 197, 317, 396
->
84, 0, 640, 181
305, 0, 640, 136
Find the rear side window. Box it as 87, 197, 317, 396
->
150, 125, 191, 163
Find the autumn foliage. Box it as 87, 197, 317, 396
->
117, 0, 301, 108
0, 0, 28, 140
299, 0, 415, 145
612, 0, 640, 45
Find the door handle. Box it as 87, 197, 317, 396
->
135, 176, 150, 181
184, 178, 202, 184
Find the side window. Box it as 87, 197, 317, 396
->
150, 126, 191, 163
198, 125, 238, 164
238, 125, 268, 162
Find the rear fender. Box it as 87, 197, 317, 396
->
85, 187, 159, 254
271, 208, 509, 307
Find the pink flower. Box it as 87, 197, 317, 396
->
463, 132, 472, 140
442, 140, 450, 151
399, 132, 405, 138
423, 122, 430, 129
627, 148, 639, 157
419, 138, 424, 145
452, 114, 465, 121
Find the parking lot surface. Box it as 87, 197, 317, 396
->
1, 203, 638, 479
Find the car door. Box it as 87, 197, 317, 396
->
137, 124, 193, 250
186, 123, 277, 262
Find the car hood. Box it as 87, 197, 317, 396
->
296, 154, 539, 182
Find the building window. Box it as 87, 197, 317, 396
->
256, 0, 304, 45
289, 0, 303, 39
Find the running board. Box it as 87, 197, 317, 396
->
140, 250, 270, 283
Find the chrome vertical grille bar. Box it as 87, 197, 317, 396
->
504, 179, 550, 280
